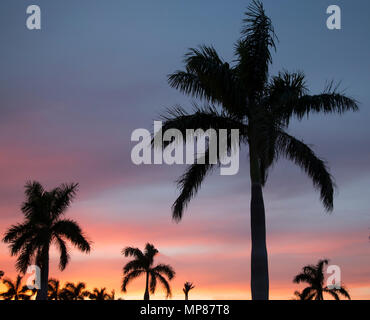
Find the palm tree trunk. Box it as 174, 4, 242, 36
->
249, 148, 269, 300
185, 292, 189, 300
144, 271, 150, 300
36, 249, 49, 300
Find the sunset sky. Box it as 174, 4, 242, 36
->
0, 0, 369, 300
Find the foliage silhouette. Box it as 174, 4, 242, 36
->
154, 0, 358, 299
0, 275, 35, 300
293, 259, 351, 300
2, 181, 91, 300
88, 287, 115, 300
48, 278, 63, 300
122, 243, 175, 300
60, 281, 89, 300
183, 282, 195, 300
292, 290, 315, 300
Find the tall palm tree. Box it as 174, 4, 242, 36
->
48, 278, 62, 300
0, 275, 34, 300
2, 181, 91, 300
122, 243, 175, 300
293, 259, 350, 300
61, 282, 89, 300
183, 282, 195, 300
153, 0, 358, 299
88, 287, 114, 300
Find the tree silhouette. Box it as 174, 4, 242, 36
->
88, 287, 115, 300
183, 282, 195, 300
0, 275, 35, 300
0, 270, 4, 279
48, 278, 62, 300
2, 181, 91, 300
293, 259, 350, 300
60, 282, 89, 300
154, 0, 358, 299
122, 243, 175, 300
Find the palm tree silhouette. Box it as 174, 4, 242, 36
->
0, 270, 4, 279
88, 287, 114, 300
154, 0, 358, 299
2, 181, 91, 300
61, 282, 89, 300
122, 243, 175, 300
48, 278, 62, 300
0, 275, 34, 300
293, 259, 350, 300
183, 282, 195, 300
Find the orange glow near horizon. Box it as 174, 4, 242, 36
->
1, 212, 370, 300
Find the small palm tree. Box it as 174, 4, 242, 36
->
88, 287, 113, 300
153, 0, 358, 299
122, 243, 175, 300
293, 259, 350, 300
183, 282, 195, 300
48, 278, 62, 300
0, 275, 34, 300
60, 282, 88, 300
2, 181, 91, 300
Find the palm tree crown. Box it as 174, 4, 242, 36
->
293, 259, 350, 300
0, 275, 34, 300
88, 287, 115, 300
2, 181, 91, 300
122, 243, 175, 300
153, 0, 358, 299
48, 278, 62, 300
60, 282, 89, 300
183, 281, 195, 300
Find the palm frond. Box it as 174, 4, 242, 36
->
123, 259, 144, 274
168, 46, 245, 117
54, 235, 70, 270
291, 89, 358, 120
52, 219, 91, 253
121, 270, 144, 292
149, 271, 157, 294
152, 264, 176, 280
236, 0, 276, 93
2, 222, 31, 244
15, 240, 37, 273
324, 286, 351, 300
122, 246, 144, 260
276, 131, 335, 211
293, 273, 314, 285
50, 183, 79, 220
155, 273, 172, 298
144, 243, 159, 265
153, 104, 246, 150
172, 155, 214, 221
